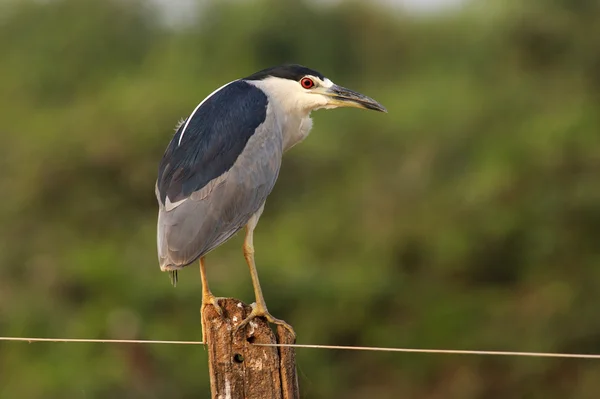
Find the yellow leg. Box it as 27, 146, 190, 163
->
199, 257, 224, 343
235, 207, 296, 338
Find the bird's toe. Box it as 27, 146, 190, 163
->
235, 302, 296, 339
202, 294, 225, 317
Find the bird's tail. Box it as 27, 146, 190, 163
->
169, 270, 178, 287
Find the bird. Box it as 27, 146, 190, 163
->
155, 64, 386, 339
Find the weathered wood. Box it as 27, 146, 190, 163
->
203, 298, 299, 399
276, 325, 299, 399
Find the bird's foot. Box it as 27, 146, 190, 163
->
235, 301, 296, 339
200, 293, 226, 344
201, 292, 225, 317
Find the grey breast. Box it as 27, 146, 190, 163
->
156, 80, 283, 271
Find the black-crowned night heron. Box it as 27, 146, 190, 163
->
156, 64, 386, 338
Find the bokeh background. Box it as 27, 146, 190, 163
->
1, 0, 600, 397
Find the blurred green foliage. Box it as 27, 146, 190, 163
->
1, 0, 600, 397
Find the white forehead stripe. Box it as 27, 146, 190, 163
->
322, 78, 334, 88
178, 80, 237, 146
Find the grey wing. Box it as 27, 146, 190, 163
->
157, 120, 283, 271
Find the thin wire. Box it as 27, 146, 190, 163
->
1, 336, 600, 359
0, 337, 204, 345
254, 343, 600, 359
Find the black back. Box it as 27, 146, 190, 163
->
244, 64, 325, 82
157, 80, 268, 204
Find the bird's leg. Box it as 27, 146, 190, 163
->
235, 214, 296, 338
199, 256, 224, 344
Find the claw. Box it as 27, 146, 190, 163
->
235, 302, 296, 339
202, 294, 225, 317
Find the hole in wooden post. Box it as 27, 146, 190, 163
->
233, 353, 244, 363
246, 336, 256, 344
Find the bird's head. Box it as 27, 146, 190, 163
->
244, 64, 387, 115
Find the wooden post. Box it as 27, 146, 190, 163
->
203, 298, 299, 399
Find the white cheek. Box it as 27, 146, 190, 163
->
291, 90, 317, 111
289, 90, 326, 112
309, 95, 333, 111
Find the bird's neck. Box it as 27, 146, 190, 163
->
245, 78, 316, 152
281, 113, 313, 152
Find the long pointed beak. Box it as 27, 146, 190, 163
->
322, 84, 387, 113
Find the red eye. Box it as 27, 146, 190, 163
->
300, 77, 314, 89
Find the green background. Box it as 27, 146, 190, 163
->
1, 0, 600, 397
